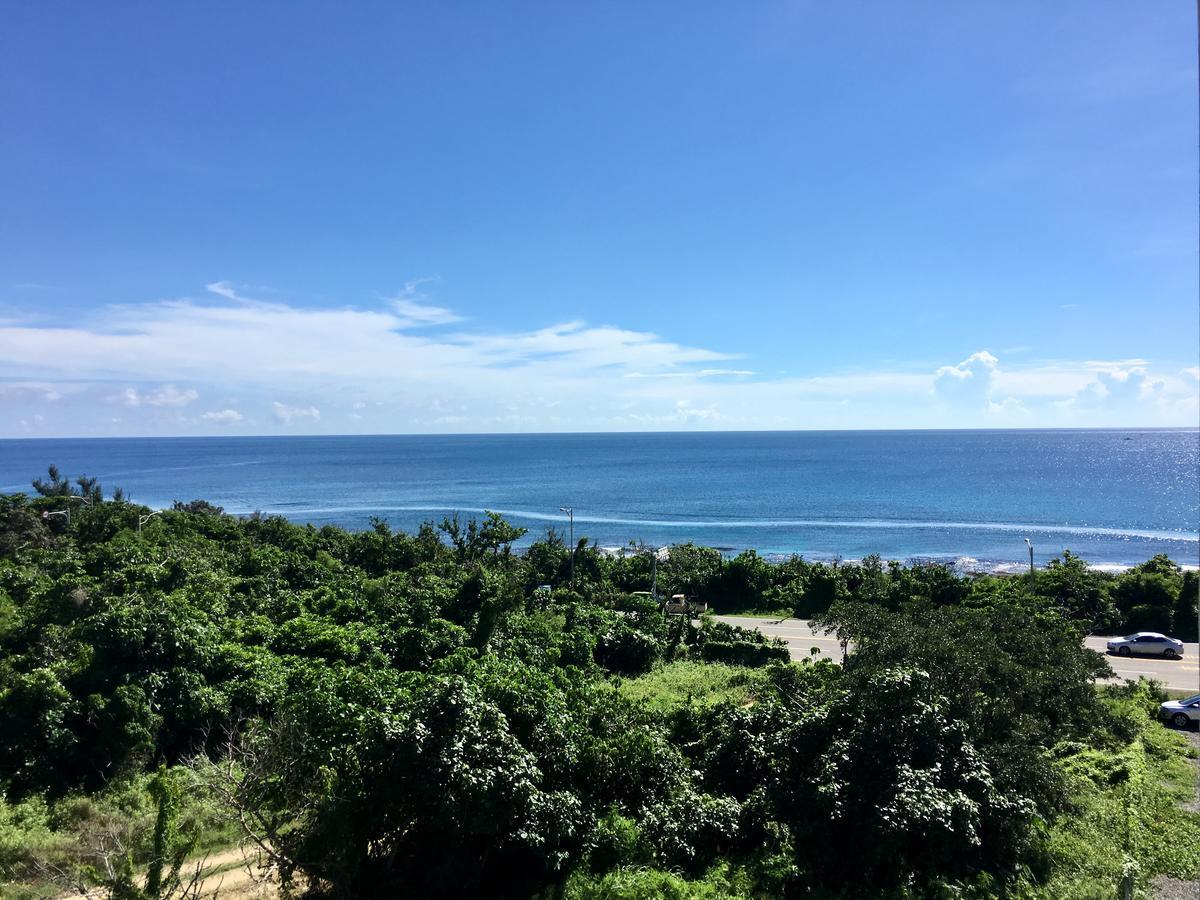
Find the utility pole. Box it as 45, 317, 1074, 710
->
651, 550, 658, 603
559, 507, 574, 588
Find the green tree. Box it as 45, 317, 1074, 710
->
1036, 551, 1115, 630
32, 465, 73, 497
660, 544, 723, 601
1111, 570, 1179, 633
1173, 571, 1199, 641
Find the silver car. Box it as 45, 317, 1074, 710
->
1105, 632, 1185, 659
1160, 695, 1200, 729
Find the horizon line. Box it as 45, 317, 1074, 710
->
2, 424, 1198, 441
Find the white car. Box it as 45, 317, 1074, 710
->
1105, 632, 1185, 659
1160, 695, 1200, 729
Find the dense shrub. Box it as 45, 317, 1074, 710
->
1, 474, 1196, 898
699, 640, 788, 667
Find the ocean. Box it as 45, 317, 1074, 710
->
2, 430, 1197, 570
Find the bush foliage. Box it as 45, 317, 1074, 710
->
0, 469, 1196, 898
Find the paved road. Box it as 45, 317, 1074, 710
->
718, 616, 1200, 693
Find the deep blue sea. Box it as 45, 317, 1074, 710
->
2, 430, 1197, 570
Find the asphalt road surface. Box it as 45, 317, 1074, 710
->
717, 616, 1200, 694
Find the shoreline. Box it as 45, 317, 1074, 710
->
144, 504, 1200, 575
591, 547, 1200, 576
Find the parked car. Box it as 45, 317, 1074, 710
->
1160, 695, 1200, 729
1105, 632, 1185, 659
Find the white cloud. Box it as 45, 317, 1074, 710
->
391, 298, 461, 327
0, 285, 1194, 434
629, 400, 723, 425
1183, 367, 1200, 381
272, 402, 320, 424
386, 278, 462, 327
204, 281, 276, 304
935, 350, 998, 383
987, 396, 1026, 415
626, 368, 755, 379
199, 409, 244, 424
933, 350, 999, 405
118, 384, 199, 407
204, 281, 244, 302
0, 293, 732, 392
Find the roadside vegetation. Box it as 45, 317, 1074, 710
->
1, 468, 1197, 898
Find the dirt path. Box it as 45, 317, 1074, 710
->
59, 844, 281, 899
182, 845, 278, 899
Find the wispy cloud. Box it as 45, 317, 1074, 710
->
0, 286, 1194, 435
116, 384, 199, 408
199, 408, 244, 424
388, 278, 461, 327
204, 281, 252, 303
0, 381, 65, 402
272, 402, 320, 424
626, 369, 755, 379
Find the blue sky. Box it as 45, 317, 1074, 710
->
1, 2, 1196, 436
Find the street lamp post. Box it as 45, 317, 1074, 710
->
1024, 538, 1034, 581
559, 507, 574, 588
40, 496, 91, 528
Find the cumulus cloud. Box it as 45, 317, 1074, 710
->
933, 350, 999, 405
1076, 367, 1148, 405
118, 384, 199, 407
935, 350, 998, 383
272, 402, 320, 424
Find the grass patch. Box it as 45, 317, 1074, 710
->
618, 660, 765, 714
716, 609, 793, 620
0, 769, 239, 899
1036, 684, 1200, 898
565, 864, 755, 899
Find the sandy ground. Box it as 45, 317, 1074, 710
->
58, 845, 281, 899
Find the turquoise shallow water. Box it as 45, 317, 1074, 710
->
2, 429, 1197, 569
